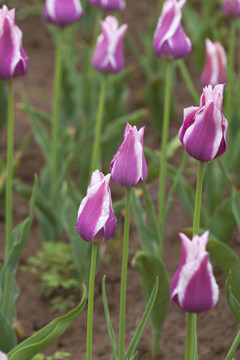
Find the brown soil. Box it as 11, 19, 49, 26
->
0, 1, 240, 359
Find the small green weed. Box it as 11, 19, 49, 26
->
32, 351, 70, 360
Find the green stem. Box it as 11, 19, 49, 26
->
86, 243, 98, 360
119, 187, 131, 360
225, 22, 236, 120
3, 81, 14, 316
51, 29, 63, 204
90, 76, 106, 174
158, 61, 172, 255
185, 313, 197, 360
177, 60, 199, 105
225, 329, 240, 360
185, 161, 205, 360
151, 332, 160, 360
193, 161, 205, 236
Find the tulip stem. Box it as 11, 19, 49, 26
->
51, 29, 63, 205
193, 161, 205, 236
185, 161, 205, 360
86, 243, 98, 360
119, 187, 131, 360
177, 60, 199, 105
3, 81, 14, 317
158, 60, 172, 256
90, 76, 106, 174
225, 22, 236, 120
185, 313, 197, 360
225, 328, 240, 360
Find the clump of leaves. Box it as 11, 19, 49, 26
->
22, 242, 80, 312
32, 351, 70, 360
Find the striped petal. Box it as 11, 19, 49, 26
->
44, 0, 83, 26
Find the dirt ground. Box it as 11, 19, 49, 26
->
0, 1, 240, 359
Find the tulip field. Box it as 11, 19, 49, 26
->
2, 0, 240, 359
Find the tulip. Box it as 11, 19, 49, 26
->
0, 5, 28, 81
170, 231, 219, 313
110, 123, 148, 187
89, 0, 126, 11
0, 351, 8, 360
178, 84, 228, 162
223, 0, 240, 17
76, 170, 116, 243
201, 39, 227, 88
44, 0, 83, 27
92, 16, 128, 73
153, 0, 191, 60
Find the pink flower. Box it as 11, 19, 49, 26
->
201, 39, 227, 88
223, 0, 240, 17
0, 5, 28, 80
89, 0, 126, 11
0, 351, 8, 360
44, 0, 83, 27
92, 16, 128, 73
76, 170, 116, 243
170, 231, 219, 313
110, 123, 148, 187
179, 84, 228, 162
153, 0, 191, 60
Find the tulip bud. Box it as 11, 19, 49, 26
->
179, 84, 228, 162
76, 170, 116, 243
110, 123, 148, 187
0, 5, 28, 81
44, 0, 84, 27
89, 0, 126, 11
92, 16, 128, 73
201, 39, 227, 88
0, 351, 8, 360
153, 0, 191, 60
223, 0, 240, 17
170, 231, 219, 313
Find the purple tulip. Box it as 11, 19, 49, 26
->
0, 351, 8, 360
179, 84, 228, 162
0, 5, 28, 81
153, 0, 191, 60
44, 0, 83, 27
110, 123, 148, 187
170, 231, 219, 313
223, 0, 240, 17
92, 16, 128, 73
76, 170, 116, 243
89, 0, 126, 11
201, 39, 227, 88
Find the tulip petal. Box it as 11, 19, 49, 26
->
44, 0, 83, 26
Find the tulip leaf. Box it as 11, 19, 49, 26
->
131, 189, 158, 253
0, 310, 17, 353
7, 285, 87, 360
132, 252, 169, 357
102, 276, 117, 355
226, 270, 240, 323
231, 189, 240, 233
129, 352, 138, 360
126, 277, 159, 359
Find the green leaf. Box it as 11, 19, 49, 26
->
0, 310, 17, 352
126, 278, 159, 359
129, 352, 138, 360
131, 189, 158, 253
226, 270, 240, 322
132, 252, 169, 356
102, 276, 117, 355
7, 285, 87, 360
231, 189, 240, 233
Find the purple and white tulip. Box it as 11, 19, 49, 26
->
44, 0, 84, 27
0, 5, 28, 81
0, 351, 8, 360
201, 39, 227, 88
110, 123, 148, 187
153, 0, 191, 60
170, 231, 219, 313
76, 170, 116, 243
89, 0, 126, 11
179, 84, 228, 162
92, 16, 128, 73
223, 0, 240, 17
